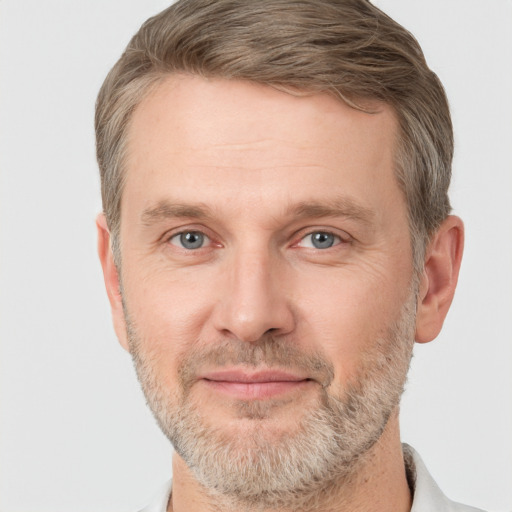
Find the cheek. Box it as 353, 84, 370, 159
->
121, 262, 218, 357
296, 268, 407, 383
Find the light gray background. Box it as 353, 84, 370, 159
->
1, 1, 511, 511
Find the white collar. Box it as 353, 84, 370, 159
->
404, 444, 484, 512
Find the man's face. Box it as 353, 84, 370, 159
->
113, 76, 417, 502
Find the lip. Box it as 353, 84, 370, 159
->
200, 369, 313, 399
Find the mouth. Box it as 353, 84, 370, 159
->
200, 369, 314, 400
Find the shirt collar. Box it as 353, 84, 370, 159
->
404, 444, 484, 512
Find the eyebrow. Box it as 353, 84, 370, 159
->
140, 196, 375, 226
289, 197, 375, 226
141, 201, 213, 225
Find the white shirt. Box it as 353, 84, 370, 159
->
403, 445, 485, 512
139, 444, 485, 512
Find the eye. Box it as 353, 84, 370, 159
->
169, 231, 210, 250
298, 231, 342, 249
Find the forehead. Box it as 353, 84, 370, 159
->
123, 75, 404, 227
126, 75, 397, 161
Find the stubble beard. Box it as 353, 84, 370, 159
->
125, 291, 416, 510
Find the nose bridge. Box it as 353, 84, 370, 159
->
214, 240, 293, 342
234, 245, 273, 308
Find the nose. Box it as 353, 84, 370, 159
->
211, 248, 295, 343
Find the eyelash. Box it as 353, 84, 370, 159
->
165, 228, 350, 252
295, 231, 344, 249
167, 230, 213, 250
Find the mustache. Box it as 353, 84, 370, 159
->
178, 335, 335, 391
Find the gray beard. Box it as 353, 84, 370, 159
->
125, 291, 416, 510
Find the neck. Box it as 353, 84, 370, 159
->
167, 409, 412, 512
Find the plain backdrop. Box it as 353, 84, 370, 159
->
1, 1, 511, 511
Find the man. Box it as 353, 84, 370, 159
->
95, 1, 480, 511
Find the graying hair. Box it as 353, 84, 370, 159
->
95, 0, 453, 270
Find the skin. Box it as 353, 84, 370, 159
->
97, 75, 464, 512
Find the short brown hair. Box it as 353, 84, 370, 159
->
95, 0, 453, 269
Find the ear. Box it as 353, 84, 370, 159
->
96, 213, 129, 351
415, 215, 464, 343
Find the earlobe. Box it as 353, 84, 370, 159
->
96, 213, 130, 352
415, 215, 464, 344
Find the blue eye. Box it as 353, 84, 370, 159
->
170, 231, 209, 250
299, 231, 341, 249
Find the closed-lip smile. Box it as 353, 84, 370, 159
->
200, 369, 313, 399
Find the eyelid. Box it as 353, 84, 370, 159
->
293, 227, 352, 247
160, 225, 351, 251
162, 223, 208, 239
297, 233, 340, 249
162, 224, 219, 248
168, 231, 211, 249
